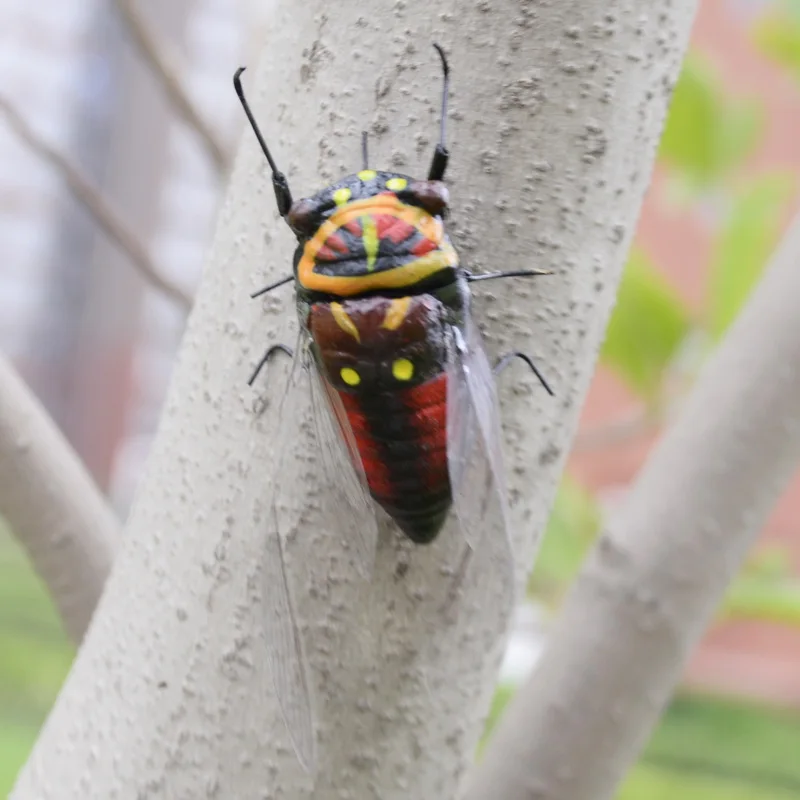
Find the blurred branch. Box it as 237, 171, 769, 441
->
0, 96, 193, 311
466, 208, 800, 800
115, 0, 232, 174
0, 352, 118, 643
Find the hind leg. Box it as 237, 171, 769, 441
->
494, 351, 554, 396
248, 343, 293, 386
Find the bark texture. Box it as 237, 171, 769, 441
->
465, 211, 800, 800
0, 353, 117, 643
13, 2, 695, 797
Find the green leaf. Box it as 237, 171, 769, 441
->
480, 682, 516, 750
718, 544, 800, 626
754, 6, 800, 79
528, 476, 601, 603
717, 102, 763, 179
708, 173, 795, 339
659, 57, 720, 181
601, 251, 691, 400
722, 577, 800, 627
659, 56, 762, 187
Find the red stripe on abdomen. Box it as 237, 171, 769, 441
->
332, 374, 450, 502
401, 375, 448, 480
334, 398, 395, 498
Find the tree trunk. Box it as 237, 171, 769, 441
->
12, 2, 696, 797
465, 210, 800, 800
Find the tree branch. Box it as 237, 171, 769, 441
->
0, 95, 193, 312
12, 2, 697, 796
465, 208, 800, 800
0, 353, 118, 644
115, 0, 231, 174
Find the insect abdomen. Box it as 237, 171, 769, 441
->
339, 375, 451, 543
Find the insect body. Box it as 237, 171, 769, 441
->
235, 46, 553, 771
309, 290, 452, 543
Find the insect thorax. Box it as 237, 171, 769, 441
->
291, 171, 458, 299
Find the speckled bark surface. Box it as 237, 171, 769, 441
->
13, 2, 695, 797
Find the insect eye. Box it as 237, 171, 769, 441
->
392, 358, 414, 381
400, 180, 449, 217
286, 198, 319, 236
340, 367, 361, 386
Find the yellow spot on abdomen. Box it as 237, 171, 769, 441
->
362, 215, 379, 270
330, 302, 360, 342
386, 177, 408, 191
341, 367, 361, 386
392, 358, 414, 381
358, 169, 377, 181
333, 187, 352, 206
382, 297, 412, 330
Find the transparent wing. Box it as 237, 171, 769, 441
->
446, 318, 511, 554
439, 315, 516, 630
259, 340, 316, 771
257, 331, 379, 771
262, 502, 316, 771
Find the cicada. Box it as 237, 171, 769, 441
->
235, 44, 553, 771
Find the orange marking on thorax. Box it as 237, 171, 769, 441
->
297, 195, 454, 296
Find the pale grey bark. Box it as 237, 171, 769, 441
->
0, 353, 118, 643
12, 2, 695, 797
465, 212, 800, 800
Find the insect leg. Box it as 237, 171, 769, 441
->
251, 274, 293, 298
248, 343, 293, 387
494, 351, 554, 396
465, 268, 552, 283
427, 43, 450, 181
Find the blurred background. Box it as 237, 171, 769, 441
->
1, 0, 800, 796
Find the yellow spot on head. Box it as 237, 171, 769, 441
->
340, 367, 361, 386
382, 297, 412, 330
330, 302, 360, 342
361, 215, 379, 270
333, 187, 352, 206
386, 177, 408, 191
392, 358, 414, 381
358, 169, 377, 181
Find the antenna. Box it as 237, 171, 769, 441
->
233, 67, 293, 218
427, 43, 450, 181
361, 131, 369, 171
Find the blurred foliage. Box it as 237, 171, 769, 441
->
601, 250, 691, 402
754, 1, 800, 81
484, 689, 800, 799
658, 55, 762, 191
708, 173, 795, 339
723, 547, 800, 625
0, 526, 73, 795
527, 476, 600, 602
